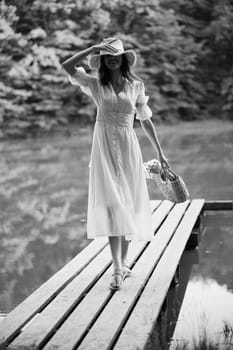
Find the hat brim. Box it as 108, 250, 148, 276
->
88, 50, 137, 70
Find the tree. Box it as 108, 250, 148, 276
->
1, 0, 232, 138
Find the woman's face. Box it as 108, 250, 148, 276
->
103, 54, 122, 71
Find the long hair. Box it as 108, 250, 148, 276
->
98, 54, 141, 86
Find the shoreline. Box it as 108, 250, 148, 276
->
1, 118, 232, 143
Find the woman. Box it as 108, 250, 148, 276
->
62, 37, 169, 291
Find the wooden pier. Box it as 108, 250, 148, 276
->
0, 199, 231, 350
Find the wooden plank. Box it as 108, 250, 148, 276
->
0, 238, 108, 347
203, 200, 233, 211
75, 202, 190, 350
42, 201, 174, 350
151, 200, 174, 230
150, 200, 161, 212
5, 201, 170, 349
114, 199, 205, 350
7, 245, 112, 349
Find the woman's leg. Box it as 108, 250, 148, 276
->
121, 236, 130, 267
108, 236, 123, 289
108, 236, 122, 269
121, 236, 132, 279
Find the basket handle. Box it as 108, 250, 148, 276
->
160, 167, 177, 182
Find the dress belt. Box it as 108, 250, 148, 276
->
96, 113, 134, 128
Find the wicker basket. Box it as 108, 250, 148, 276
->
144, 159, 189, 203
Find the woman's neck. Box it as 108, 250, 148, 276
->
110, 70, 124, 85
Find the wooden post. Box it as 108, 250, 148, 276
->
171, 265, 180, 288
203, 200, 233, 211
185, 213, 203, 250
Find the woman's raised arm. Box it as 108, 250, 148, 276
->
62, 41, 118, 75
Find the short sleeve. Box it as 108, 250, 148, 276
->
68, 67, 97, 97
135, 82, 152, 120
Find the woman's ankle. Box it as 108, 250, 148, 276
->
122, 260, 129, 268
112, 264, 123, 272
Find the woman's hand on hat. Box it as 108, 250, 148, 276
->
92, 42, 119, 55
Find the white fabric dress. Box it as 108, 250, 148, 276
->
69, 67, 154, 241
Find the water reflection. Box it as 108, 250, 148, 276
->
170, 277, 233, 348
0, 127, 93, 312
169, 213, 233, 349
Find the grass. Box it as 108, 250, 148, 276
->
171, 322, 233, 350
142, 317, 233, 350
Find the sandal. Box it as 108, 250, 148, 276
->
109, 268, 124, 291
123, 265, 132, 280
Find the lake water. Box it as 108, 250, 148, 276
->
0, 120, 233, 346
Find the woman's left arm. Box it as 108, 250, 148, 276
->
140, 119, 170, 169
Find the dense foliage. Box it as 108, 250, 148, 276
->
1, 0, 233, 137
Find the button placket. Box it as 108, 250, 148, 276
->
114, 96, 121, 186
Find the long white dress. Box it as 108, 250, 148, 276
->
69, 67, 154, 241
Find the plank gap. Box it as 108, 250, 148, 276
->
72, 292, 114, 350
152, 202, 175, 237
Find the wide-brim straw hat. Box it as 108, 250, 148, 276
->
88, 37, 137, 70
